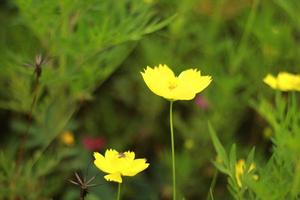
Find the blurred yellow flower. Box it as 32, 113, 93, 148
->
184, 139, 194, 150
235, 159, 258, 188
60, 131, 75, 146
141, 64, 212, 101
263, 72, 300, 91
143, 0, 154, 4
94, 149, 149, 183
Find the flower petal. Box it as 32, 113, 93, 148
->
124, 151, 135, 160
141, 64, 176, 99
235, 159, 245, 188
104, 173, 122, 183
122, 159, 150, 176
178, 69, 212, 94
263, 74, 277, 89
170, 85, 196, 100
105, 149, 119, 159
163, 69, 212, 100
93, 152, 113, 174
278, 72, 300, 91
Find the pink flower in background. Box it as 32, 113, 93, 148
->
82, 136, 106, 151
195, 94, 209, 110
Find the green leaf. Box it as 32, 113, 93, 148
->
143, 14, 177, 35
246, 147, 256, 165
229, 144, 237, 173
208, 121, 229, 167
213, 161, 230, 175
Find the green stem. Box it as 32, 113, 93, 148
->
231, 0, 259, 72
117, 183, 121, 200
169, 101, 176, 200
206, 171, 218, 200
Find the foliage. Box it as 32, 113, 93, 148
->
0, 0, 170, 199
209, 92, 300, 199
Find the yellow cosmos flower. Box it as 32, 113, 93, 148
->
235, 159, 258, 188
263, 72, 300, 92
141, 64, 212, 100
60, 131, 75, 146
93, 149, 149, 183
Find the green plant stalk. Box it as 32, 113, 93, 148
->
206, 171, 218, 200
117, 183, 121, 200
231, 0, 259, 72
17, 77, 40, 166
169, 101, 176, 200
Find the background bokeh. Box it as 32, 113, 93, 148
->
0, 0, 299, 199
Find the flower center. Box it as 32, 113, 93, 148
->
118, 152, 126, 158
168, 80, 178, 90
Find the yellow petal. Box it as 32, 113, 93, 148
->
93, 152, 113, 174
141, 64, 176, 99
235, 159, 245, 188
235, 159, 257, 188
263, 74, 277, 89
277, 72, 300, 91
248, 163, 256, 172
169, 69, 211, 100
168, 85, 195, 100
104, 173, 122, 183
124, 151, 135, 160
178, 69, 212, 94
105, 149, 119, 159
122, 159, 150, 176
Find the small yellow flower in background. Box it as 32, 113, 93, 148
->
263, 72, 300, 92
143, 0, 154, 4
263, 127, 273, 139
184, 139, 195, 150
141, 64, 212, 101
235, 159, 258, 188
93, 149, 149, 183
60, 131, 75, 146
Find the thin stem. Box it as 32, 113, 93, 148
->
117, 183, 121, 200
231, 0, 259, 72
17, 75, 40, 166
169, 101, 176, 200
206, 171, 218, 200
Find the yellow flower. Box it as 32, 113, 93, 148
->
184, 139, 194, 150
235, 159, 258, 188
141, 64, 212, 101
60, 131, 75, 146
263, 72, 300, 91
93, 149, 149, 183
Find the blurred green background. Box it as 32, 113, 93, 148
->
0, 0, 299, 199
